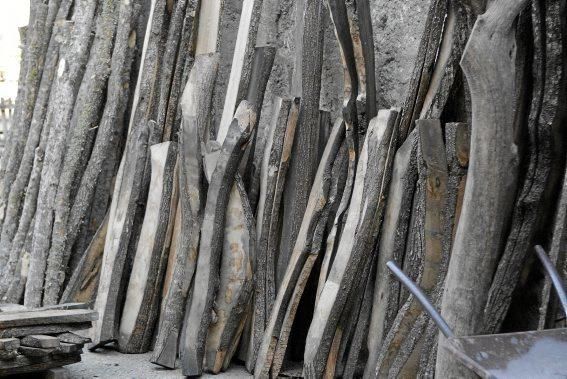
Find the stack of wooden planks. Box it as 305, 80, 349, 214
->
0, 303, 96, 376
1, 0, 566, 378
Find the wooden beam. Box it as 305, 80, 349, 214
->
0, 309, 97, 329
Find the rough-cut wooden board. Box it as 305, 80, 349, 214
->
21, 335, 60, 349
254, 121, 345, 378
180, 101, 257, 376
118, 142, 177, 353
0, 323, 92, 339
194, 0, 223, 55
436, 1, 528, 377
204, 178, 255, 373
0, 309, 96, 329
92, 122, 150, 347
372, 119, 447, 378
151, 53, 219, 369
364, 127, 418, 377
304, 110, 398, 378
59, 212, 108, 305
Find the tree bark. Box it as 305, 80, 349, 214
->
436, 1, 528, 377
24, 0, 99, 308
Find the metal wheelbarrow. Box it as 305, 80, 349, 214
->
387, 245, 567, 379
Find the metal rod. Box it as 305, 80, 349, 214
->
386, 261, 454, 338
535, 245, 567, 318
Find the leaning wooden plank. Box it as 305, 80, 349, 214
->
43, 0, 121, 306
91, 122, 151, 347
180, 101, 257, 376
372, 120, 447, 378
252, 97, 291, 359
205, 178, 255, 373
278, 0, 326, 287
316, 120, 356, 301
245, 97, 300, 371
59, 212, 109, 305
60, 0, 139, 289
0, 5, 73, 287
118, 142, 177, 353
217, 0, 263, 143
0, 323, 92, 339
0, 309, 96, 329
254, 121, 345, 377
396, 0, 446, 141
363, 127, 418, 377
21, 335, 60, 349
151, 53, 219, 369
0, 353, 80, 376
3, 223, 33, 304
304, 110, 398, 378
483, 0, 559, 333
417, 122, 470, 378
24, 0, 98, 308
436, 1, 527, 376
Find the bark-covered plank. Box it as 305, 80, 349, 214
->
254, 121, 345, 378
91, 122, 150, 347
180, 101, 257, 376
118, 141, 177, 353
436, 1, 528, 376
0, 309, 97, 329
304, 109, 398, 378
151, 53, 219, 369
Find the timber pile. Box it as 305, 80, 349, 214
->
0, 303, 95, 376
0, 0, 566, 378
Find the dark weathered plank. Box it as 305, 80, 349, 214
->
118, 141, 178, 353
151, 53, 219, 369
91, 122, 151, 347
304, 110, 398, 378
436, 0, 528, 376
254, 121, 345, 377
364, 127, 418, 377
180, 101, 257, 376
278, 0, 326, 289
372, 120, 448, 378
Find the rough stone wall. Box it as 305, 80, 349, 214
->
371, 0, 433, 108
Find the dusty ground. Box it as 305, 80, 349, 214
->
65, 349, 251, 378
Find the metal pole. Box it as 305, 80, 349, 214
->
535, 245, 567, 319
386, 261, 454, 338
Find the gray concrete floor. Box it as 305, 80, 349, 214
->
66, 349, 251, 378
